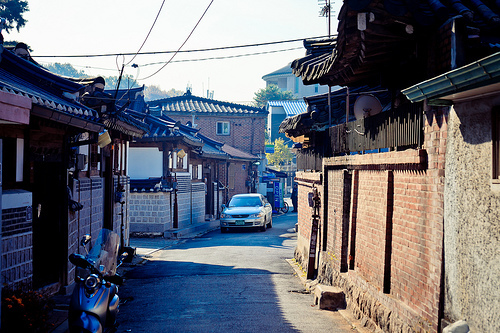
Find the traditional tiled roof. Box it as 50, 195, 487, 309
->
292, 0, 500, 87
127, 109, 203, 146
221, 144, 259, 161
102, 86, 149, 137
0, 46, 102, 131
148, 91, 266, 117
267, 100, 308, 117
106, 86, 147, 114
127, 109, 257, 161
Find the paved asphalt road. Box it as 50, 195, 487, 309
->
116, 213, 355, 333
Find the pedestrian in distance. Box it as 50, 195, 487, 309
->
291, 183, 298, 212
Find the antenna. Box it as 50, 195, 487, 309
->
318, 0, 332, 36
353, 95, 382, 120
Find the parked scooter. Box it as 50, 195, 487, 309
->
68, 229, 126, 333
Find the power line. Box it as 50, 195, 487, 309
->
38, 45, 304, 73
126, 0, 166, 66
32, 35, 334, 59
139, 0, 215, 80
140, 47, 304, 67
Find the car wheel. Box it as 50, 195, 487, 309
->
260, 220, 267, 232
267, 216, 273, 229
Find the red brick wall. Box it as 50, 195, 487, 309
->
353, 170, 390, 290
165, 114, 266, 156
295, 106, 448, 333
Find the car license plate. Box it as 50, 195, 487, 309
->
235, 220, 245, 225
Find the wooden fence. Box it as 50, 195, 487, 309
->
297, 103, 424, 171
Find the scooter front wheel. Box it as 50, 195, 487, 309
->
69, 312, 102, 333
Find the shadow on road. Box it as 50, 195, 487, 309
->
120, 260, 301, 332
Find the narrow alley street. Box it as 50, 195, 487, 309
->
116, 213, 356, 333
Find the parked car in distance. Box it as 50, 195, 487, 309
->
220, 193, 273, 232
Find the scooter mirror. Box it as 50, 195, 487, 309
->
69, 253, 92, 269
80, 235, 91, 247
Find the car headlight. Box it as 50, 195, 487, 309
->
249, 212, 263, 218
221, 213, 230, 218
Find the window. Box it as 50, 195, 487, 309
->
216, 121, 230, 135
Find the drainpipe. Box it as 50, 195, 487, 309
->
345, 87, 350, 124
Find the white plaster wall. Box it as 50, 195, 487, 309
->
128, 147, 162, 179
444, 94, 500, 332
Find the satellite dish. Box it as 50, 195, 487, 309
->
353, 94, 382, 120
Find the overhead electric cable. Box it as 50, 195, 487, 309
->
38, 45, 304, 73
32, 35, 335, 59
139, 0, 215, 80
126, 0, 166, 66
140, 47, 304, 67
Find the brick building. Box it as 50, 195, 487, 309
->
282, 1, 500, 332
148, 91, 267, 197
126, 108, 259, 236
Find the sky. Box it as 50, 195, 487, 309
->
6, 0, 341, 104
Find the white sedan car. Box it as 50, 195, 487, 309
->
220, 193, 273, 232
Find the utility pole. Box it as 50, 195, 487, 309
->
319, 0, 333, 126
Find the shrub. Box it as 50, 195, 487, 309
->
1, 287, 54, 332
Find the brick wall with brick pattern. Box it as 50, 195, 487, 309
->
295, 106, 448, 333
164, 114, 266, 156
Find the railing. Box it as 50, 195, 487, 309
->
297, 103, 424, 171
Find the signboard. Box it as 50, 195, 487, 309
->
307, 188, 320, 280
273, 181, 282, 208
265, 144, 275, 154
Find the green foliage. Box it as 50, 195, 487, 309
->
44, 63, 87, 78
0, 0, 29, 32
43, 63, 184, 98
266, 138, 293, 166
105, 74, 140, 91
144, 85, 184, 101
253, 84, 296, 108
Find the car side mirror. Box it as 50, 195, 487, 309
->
221, 204, 226, 209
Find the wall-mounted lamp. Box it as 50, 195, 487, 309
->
98, 130, 111, 148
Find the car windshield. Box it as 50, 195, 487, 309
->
228, 196, 262, 207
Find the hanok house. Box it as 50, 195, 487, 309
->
126, 108, 259, 237
148, 90, 267, 197
0, 43, 146, 295
282, 1, 500, 332
0, 44, 105, 292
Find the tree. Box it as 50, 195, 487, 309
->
44, 63, 87, 78
253, 84, 296, 108
144, 85, 183, 101
104, 74, 139, 91
0, 1, 29, 32
265, 138, 294, 167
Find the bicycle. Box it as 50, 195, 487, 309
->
280, 201, 289, 213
